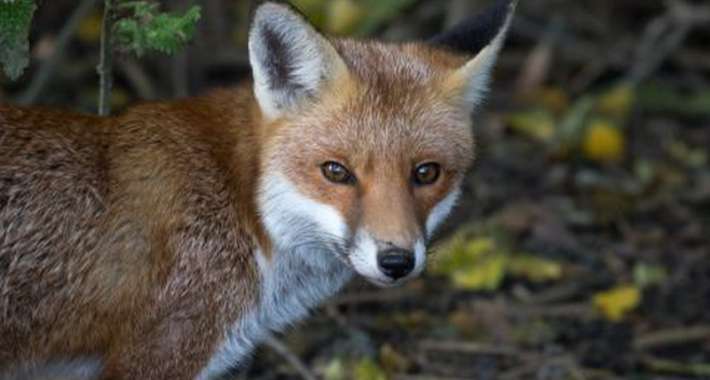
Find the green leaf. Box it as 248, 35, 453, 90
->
115, 1, 201, 57
633, 263, 668, 288
0, 0, 36, 79
507, 254, 563, 283
433, 236, 508, 291
506, 108, 557, 143
353, 358, 387, 380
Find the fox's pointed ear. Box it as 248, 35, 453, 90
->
249, 2, 349, 120
436, 0, 517, 109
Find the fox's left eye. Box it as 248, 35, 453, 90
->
413, 163, 441, 186
321, 161, 355, 185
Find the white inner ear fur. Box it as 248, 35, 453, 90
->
248, 3, 347, 120
447, 4, 516, 108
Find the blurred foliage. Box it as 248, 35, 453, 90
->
322, 357, 388, 380
115, 1, 201, 56
0, 0, 201, 83
291, 0, 415, 36
433, 226, 563, 291
638, 82, 710, 118
0, 0, 35, 79
353, 358, 388, 380
509, 84, 635, 164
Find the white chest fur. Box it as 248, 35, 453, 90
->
197, 246, 353, 380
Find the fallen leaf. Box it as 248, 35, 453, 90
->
354, 358, 387, 380
593, 285, 641, 321
507, 254, 563, 283
506, 108, 556, 142
582, 119, 625, 163
452, 253, 507, 291
633, 264, 668, 288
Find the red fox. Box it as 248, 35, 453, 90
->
0, 1, 516, 378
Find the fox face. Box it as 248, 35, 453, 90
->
251, 1, 515, 286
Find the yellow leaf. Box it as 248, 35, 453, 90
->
432, 236, 494, 274
582, 119, 625, 163
593, 285, 641, 321
451, 253, 507, 291
326, 0, 365, 35
507, 255, 563, 283
506, 108, 556, 142
597, 84, 635, 120
354, 358, 388, 380
433, 236, 508, 291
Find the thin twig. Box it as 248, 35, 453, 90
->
171, 0, 189, 98
634, 325, 710, 351
98, 0, 115, 116
640, 355, 710, 377
627, 0, 709, 86
262, 335, 318, 380
419, 340, 521, 357
16, 0, 97, 105
394, 376, 469, 380
333, 287, 416, 305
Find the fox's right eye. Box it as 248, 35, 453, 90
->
321, 161, 355, 185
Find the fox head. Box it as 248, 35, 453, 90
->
251, 0, 516, 286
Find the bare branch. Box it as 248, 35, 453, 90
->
98, 0, 115, 116
263, 335, 318, 380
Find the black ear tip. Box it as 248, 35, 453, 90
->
429, 0, 516, 55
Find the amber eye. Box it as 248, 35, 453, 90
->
321, 161, 355, 184
413, 163, 441, 186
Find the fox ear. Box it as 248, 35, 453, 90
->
249, 2, 348, 120
436, 0, 517, 108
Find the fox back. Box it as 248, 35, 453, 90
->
0, 1, 516, 379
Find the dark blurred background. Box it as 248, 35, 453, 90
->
2, 1, 710, 379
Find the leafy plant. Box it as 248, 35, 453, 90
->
0, 0, 36, 79
115, 1, 201, 56
432, 226, 563, 291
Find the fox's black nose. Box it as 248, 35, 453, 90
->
377, 248, 415, 280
